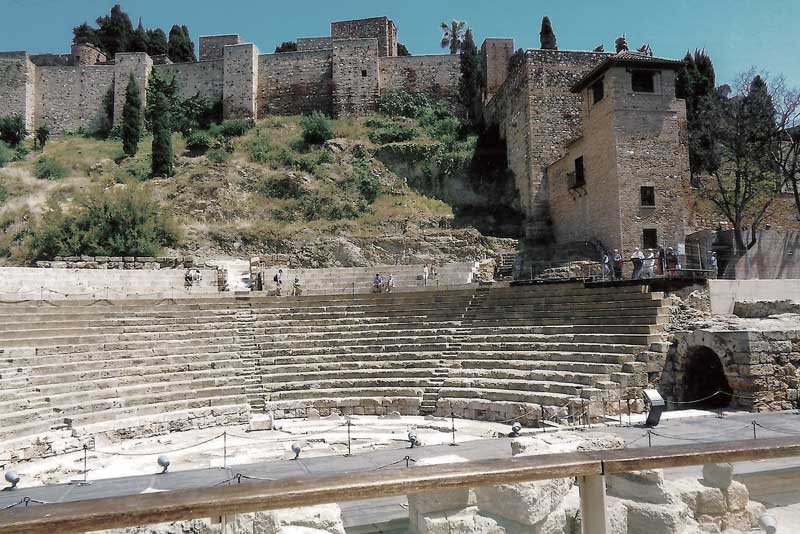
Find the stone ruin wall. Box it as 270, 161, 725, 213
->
333, 38, 380, 115
0, 53, 36, 130
331, 16, 396, 57
199, 34, 242, 61
35, 64, 115, 134
112, 52, 152, 125
378, 55, 461, 112
257, 50, 333, 116
297, 37, 333, 52
153, 60, 225, 101
485, 49, 610, 237
481, 38, 514, 100
223, 43, 259, 119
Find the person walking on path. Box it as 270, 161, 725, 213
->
602, 252, 611, 280
612, 250, 624, 280
386, 274, 395, 292
643, 249, 656, 278
373, 273, 383, 293
422, 264, 429, 286
631, 247, 644, 280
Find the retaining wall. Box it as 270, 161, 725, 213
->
708, 279, 800, 314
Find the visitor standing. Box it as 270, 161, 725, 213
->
422, 264, 429, 286
292, 277, 302, 296
602, 252, 611, 280
386, 274, 395, 292
631, 247, 644, 280
708, 251, 718, 279
665, 247, 679, 275
657, 246, 666, 276
643, 249, 655, 278
373, 273, 383, 293
612, 250, 624, 280
274, 269, 284, 295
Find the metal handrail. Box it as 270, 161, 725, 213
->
1, 437, 799, 534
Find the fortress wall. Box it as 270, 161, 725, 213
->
333, 38, 379, 116
154, 60, 224, 101
378, 55, 461, 110
223, 43, 259, 119
0, 53, 36, 131
332, 17, 393, 57
481, 38, 514, 100
297, 37, 333, 51
257, 50, 333, 116
35, 65, 114, 134
199, 35, 242, 61
113, 53, 152, 125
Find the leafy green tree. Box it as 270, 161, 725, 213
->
34, 125, 50, 151
275, 41, 297, 53
168, 25, 196, 63
440, 20, 466, 54
696, 74, 782, 250
539, 16, 557, 50
146, 28, 168, 56
72, 22, 101, 48
151, 89, 174, 177
0, 114, 28, 147
95, 4, 134, 58
397, 43, 411, 56
459, 28, 484, 129
29, 183, 179, 259
122, 73, 142, 157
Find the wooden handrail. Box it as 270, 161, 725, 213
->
1, 437, 799, 534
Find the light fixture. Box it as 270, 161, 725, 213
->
157, 456, 170, 474
759, 513, 777, 534
408, 432, 419, 448
510, 422, 522, 437
291, 443, 302, 460
4, 471, 19, 490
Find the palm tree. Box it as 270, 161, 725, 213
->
440, 20, 466, 54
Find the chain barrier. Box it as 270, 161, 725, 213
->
368, 456, 417, 471
93, 433, 226, 457
2, 496, 51, 510
214, 472, 276, 486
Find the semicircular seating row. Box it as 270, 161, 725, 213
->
0, 283, 666, 460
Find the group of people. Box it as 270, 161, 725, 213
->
270, 269, 302, 296
372, 273, 396, 293
602, 246, 684, 280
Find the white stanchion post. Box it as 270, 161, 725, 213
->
578, 474, 608, 534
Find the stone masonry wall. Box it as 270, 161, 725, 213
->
297, 37, 333, 51
378, 55, 461, 111
223, 43, 259, 119
611, 67, 690, 253
199, 35, 242, 61
0, 53, 36, 130
257, 50, 333, 116
153, 60, 224, 101
35, 65, 115, 134
481, 38, 514, 100
331, 17, 394, 57
333, 38, 379, 116
113, 52, 152, 125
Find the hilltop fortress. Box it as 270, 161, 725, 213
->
0, 15, 691, 255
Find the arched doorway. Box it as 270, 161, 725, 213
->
680, 346, 732, 409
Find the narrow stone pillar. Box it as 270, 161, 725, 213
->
578, 474, 608, 534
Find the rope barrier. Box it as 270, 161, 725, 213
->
93, 433, 225, 457
2, 497, 51, 510
213, 472, 276, 486
368, 456, 416, 471
754, 422, 800, 437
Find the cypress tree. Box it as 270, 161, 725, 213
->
146, 28, 168, 56
131, 18, 150, 53
168, 25, 196, 63
459, 29, 484, 129
539, 16, 557, 50
121, 73, 142, 157
95, 4, 134, 58
151, 89, 174, 177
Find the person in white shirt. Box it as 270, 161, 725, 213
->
386, 274, 395, 292
422, 264, 429, 286
631, 247, 644, 280
643, 249, 655, 278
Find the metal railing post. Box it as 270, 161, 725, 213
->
578, 474, 608, 534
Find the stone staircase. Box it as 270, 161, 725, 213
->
0, 282, 666, 459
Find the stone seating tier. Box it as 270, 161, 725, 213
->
0, 282, 666, 460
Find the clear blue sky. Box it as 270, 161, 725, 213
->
1, 0, 798, 87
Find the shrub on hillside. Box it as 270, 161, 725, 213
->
248, 136, 271, 163
420, 108, 462, 144
300, 112, 334, 144
34, 156, 67, 180
368, 123, 418, 144
219, 119, 254, 138
207, 147, 231, 164
0, 114, 28, 147
0, 184, 7, 205
28, 183, 179, 259
0, 141, 12, 167
259, 174, 305, 199
184, 130, 212, 152
377, 91, 432, 118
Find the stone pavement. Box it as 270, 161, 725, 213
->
2, 411, 800, 529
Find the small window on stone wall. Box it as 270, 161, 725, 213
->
569, 156, 586, 189
631, 70, 656, 93
592, 78, 604, 104
640, 186, 656, 207
361, 69, 367, 77
643, 229, 658, 249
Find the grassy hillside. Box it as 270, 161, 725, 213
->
0, 109, 515, 266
